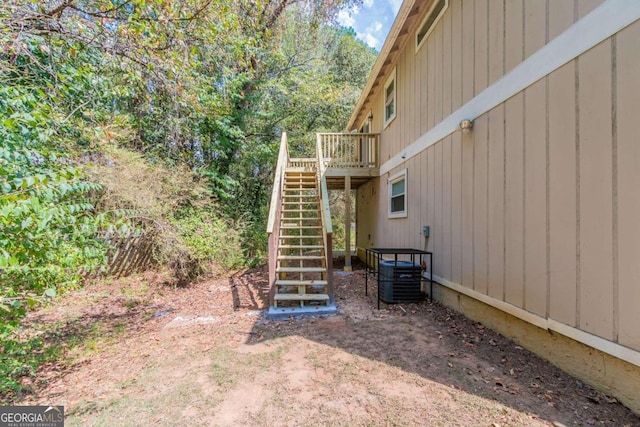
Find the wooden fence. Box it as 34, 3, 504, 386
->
103, 231, 156, 278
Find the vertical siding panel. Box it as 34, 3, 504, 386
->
461, 0, 474, 105
426, 148, 435, 253
420, 42, 429, 135
397, 55, 404, 153
505, 93, 525, 307
410, 157, 421, 249
548, 0, 575, 40
434, 24, 443, 124
461, 129, 474, 289
473, 115, 488, 295
474, 0, 489, 95
451, 0, 463, 111
549, 61, 577, 326
488, 106, 505, 300
525, 0, 546, 316
523, 0, 545, 58
427, 36, 436, 131
405, 158, 413, 250
413, 33, 422, 143
488, 0, 505, 85
451, 132, 463, 284
377, 173, 384, 245
442, 136, 452, 281
407, 44, 417, 143
363, 181, 378, 248
442, 3, 452, 118
577, 0, 604, 19
412, 45, 419, 141
434, 142, 443, 277
524, 80, 547, 317
405, 51, 413, 145
505, 0, 523, 74
579, 41, 613, 340
412, 157, 421, 250
428, 146, 436, 254
616, 23, 640, 351
421, 150, 428, 251
400, 52, 408, 151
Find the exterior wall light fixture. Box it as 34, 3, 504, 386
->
459, 119, 474, 133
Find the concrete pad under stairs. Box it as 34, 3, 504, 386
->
267, 303, 337, 319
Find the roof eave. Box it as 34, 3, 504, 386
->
346, 0, 419, 131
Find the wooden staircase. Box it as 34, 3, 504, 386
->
273, 170, 331, 309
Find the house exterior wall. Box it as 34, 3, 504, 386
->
355, 0, 640, 405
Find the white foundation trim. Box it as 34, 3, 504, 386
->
381, 0, 640, 175
425, 272, 640, 368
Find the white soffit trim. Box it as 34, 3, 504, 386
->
380, 0, 640, 175
426, 272, 640, 368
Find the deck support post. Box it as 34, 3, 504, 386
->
344, 175, 352, 272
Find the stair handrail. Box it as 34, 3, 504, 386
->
267, 132, 289, 302
316, 133, 334, 303
316, 134, 332, 235
267, 132, 289, 234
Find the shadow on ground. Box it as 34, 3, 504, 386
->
235, 258, 639, 426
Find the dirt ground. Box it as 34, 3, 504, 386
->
12, 260, 640, 426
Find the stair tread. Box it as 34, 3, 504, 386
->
277, 255, 325, 260
279, 236, 323, 239
274, 294, 329, 300
276, 280, 328, 285
280, 225, 322, 228
276, 267, 326, 272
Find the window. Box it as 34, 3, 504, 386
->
384, 68, 396, 128
416, 0, 448, 52
388, 169, 407, 218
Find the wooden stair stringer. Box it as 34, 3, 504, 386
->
273, 167, 332, 309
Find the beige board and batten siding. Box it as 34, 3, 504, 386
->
356, 0, 640, 356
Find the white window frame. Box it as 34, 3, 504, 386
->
415, 0, 449, 52
383, 67, 397, 129
388, 168, 408, 218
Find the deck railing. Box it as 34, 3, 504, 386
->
318, 133, 380, 169
288, 158, 316, 170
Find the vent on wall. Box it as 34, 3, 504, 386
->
416, 0, 449, 51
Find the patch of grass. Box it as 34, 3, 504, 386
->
68, 321, 129, 360
0, 313, 137, 404
0, 322, 60, 401
210, 347, 238, 389
209, 344, 287, 391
